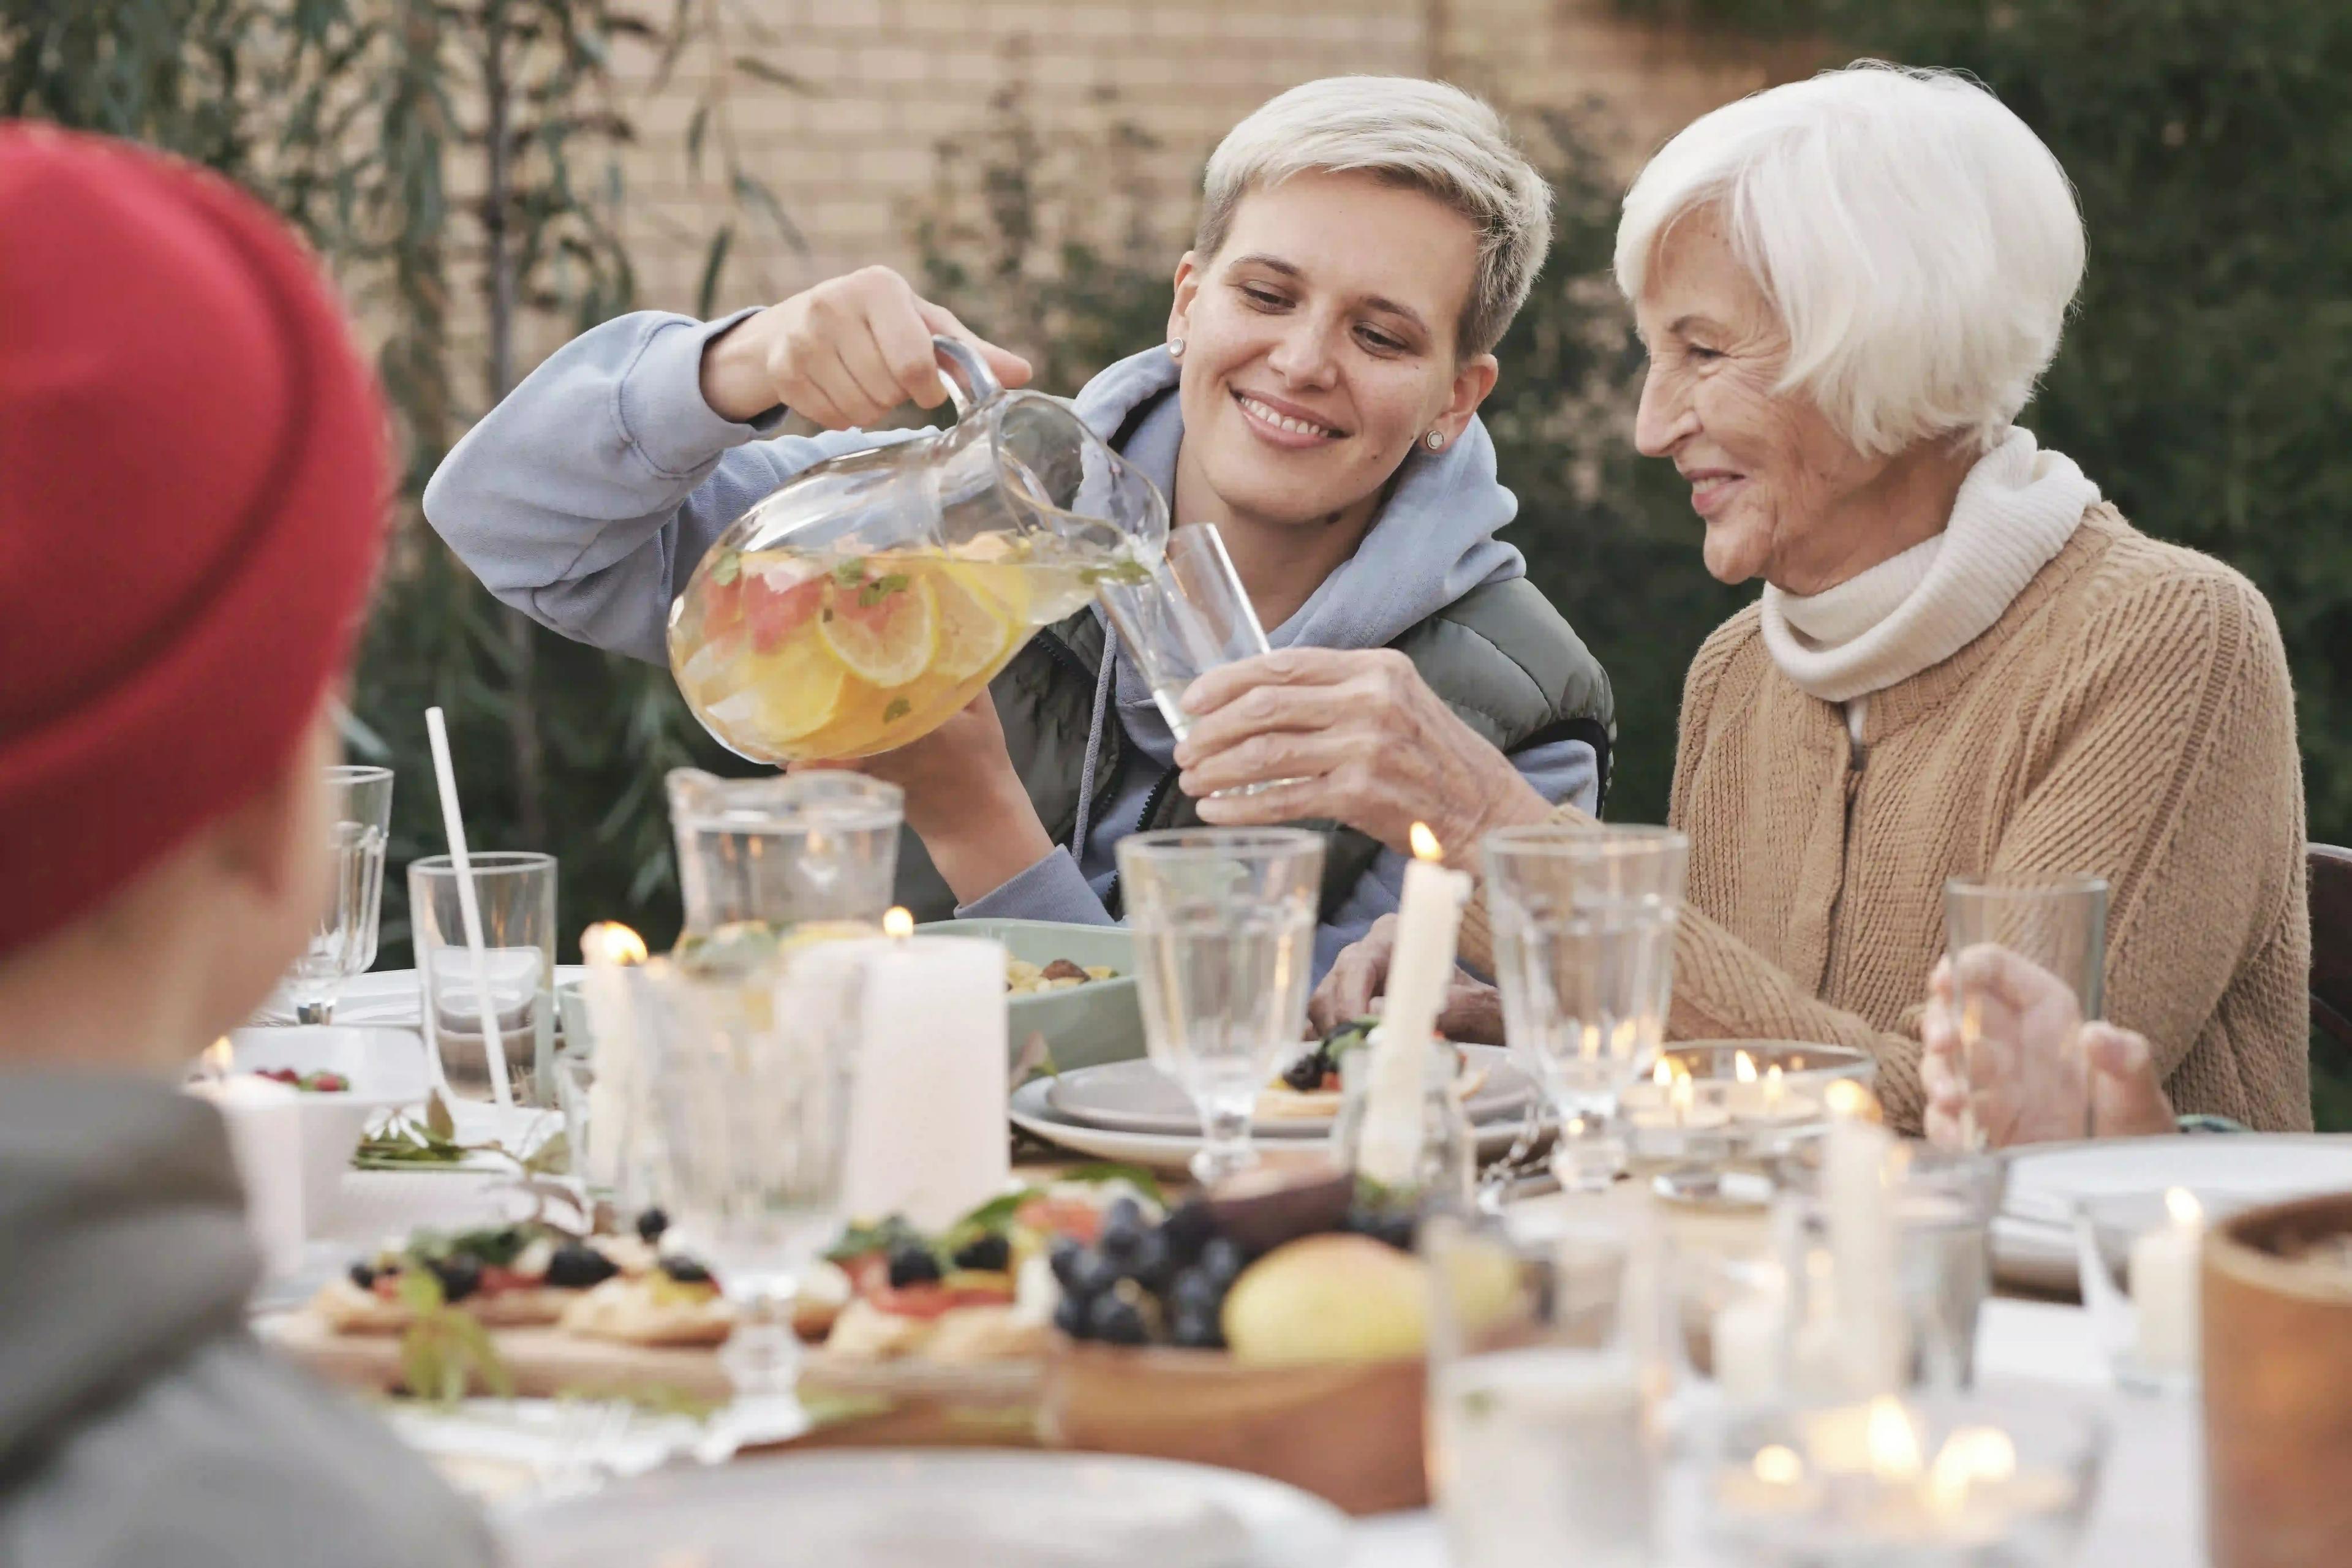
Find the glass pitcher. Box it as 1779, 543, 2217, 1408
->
666, 336, 1170, 764
666, 768, 903, 968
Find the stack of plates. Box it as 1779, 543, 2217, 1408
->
1992, 1133, 2352, 1292
252, 964, 587, 1030
1010, 1047, 1540, 1174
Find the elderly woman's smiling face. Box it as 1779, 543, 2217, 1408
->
1631, 208, 1901, 592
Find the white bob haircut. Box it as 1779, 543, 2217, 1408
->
1198, 76, 1553, 359
1616, 62, 2086, 458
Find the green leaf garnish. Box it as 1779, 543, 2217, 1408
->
832, 557, 867, 587
709, 550, 742, 587
1077, 560, 1153, 589
856, 572, 910, 608
881, 696, 912, 723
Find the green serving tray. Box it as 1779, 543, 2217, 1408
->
921, 917, 1145, 1074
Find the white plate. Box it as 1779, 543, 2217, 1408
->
254, 964, 586, 1030
499, 1449, 1351, 1568
1990, 1212, 2081, 1295
1013, 1074, 1534, 1174
1044, 1046, 1534, 1139
2002, 1133, 2352, 1228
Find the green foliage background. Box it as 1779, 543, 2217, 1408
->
4, 0, 2341, 1120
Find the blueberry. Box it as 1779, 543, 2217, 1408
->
429, 1254, 481, 1303
1059, 1246, 1119, 1302
347, 1262, 377, 1290
1054, 1291, 1093, 1340
635, 1207, 669, 1243
660, 1256, 712, 1285
1048, 1238, 1090, 1292
1199, 1237, 1248, 1286
1087, 1292, 1150, 1347
1169, 1267, 1223, 1317
886, 1242, 943, 1288
1170, 1305, 1226, 1349
951, 1232, 1011, 1273
544, 1242, 619, 1289
1160, 1198, 1215, 1265
1104, 1196, 1146, 1233
1125, 1229, 1174, 1291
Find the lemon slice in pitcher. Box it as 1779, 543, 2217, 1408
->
930, 563, 1019, 681
818, 568, 938, 687
747, 630, 846, 744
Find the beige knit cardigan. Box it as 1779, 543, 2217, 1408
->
1458, 506, 2313, 1134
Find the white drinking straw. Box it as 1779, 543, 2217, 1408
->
424, 706, 513, 1108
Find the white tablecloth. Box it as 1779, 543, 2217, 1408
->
1352, 1299, 2204, 1567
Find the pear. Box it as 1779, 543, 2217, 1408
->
1221, 1234, 1428, 1365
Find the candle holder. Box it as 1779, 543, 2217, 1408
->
2071, 1188, 2204, 1395
1703, 1390, 2106, 1567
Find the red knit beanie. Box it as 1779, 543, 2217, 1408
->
0, 124, 391, 957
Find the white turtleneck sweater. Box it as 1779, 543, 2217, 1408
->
1757, 426, 2102, 742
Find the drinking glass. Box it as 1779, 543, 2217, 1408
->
410, 851, 557, 1107
1425, 1212, 1662, 1568
1943, 875, 2108, 1148
282, 764, 393, 1024
641, 951, 859, 1400
1485, 824, 1688, 1192
1117, 827, 1322, 1184
1097, 524, 1269, 744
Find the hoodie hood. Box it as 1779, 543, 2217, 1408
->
1068, 345, 1528, 767
0, 1073, 257, 1478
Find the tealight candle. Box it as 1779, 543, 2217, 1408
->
1823, 1083, 1905, 1397
2129, 1186, 2204, 1374
1358, 823, 1469, 1188
837, 911, 1010, 1231
186, 1039, 306, 1275
578, 921, 648, 1194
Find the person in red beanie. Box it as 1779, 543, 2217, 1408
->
0, 124, 494, 1567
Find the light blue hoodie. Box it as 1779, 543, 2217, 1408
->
424, 311, 1597, 978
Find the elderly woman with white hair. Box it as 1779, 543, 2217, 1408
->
426, 77, 1613, 976
1193, 63, 2311, 1134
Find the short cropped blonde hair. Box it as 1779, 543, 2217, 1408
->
1197, 77, 1553, 358
1616, 62, 2086, 457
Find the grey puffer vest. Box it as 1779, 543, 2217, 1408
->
891, 579, 1616, 922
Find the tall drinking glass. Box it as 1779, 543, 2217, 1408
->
1117, 827, 1322, 1184
1097, 524, 1270, 744
1485, 824, 1687, 1192
641, 951, 859, 1400
283, 764, 393, 1024
1426, 1212, 1662, 1568
1943, 875, 2108, 1148
410, 851, 558, 1106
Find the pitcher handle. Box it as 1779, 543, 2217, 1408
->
932, 334, 1003, 418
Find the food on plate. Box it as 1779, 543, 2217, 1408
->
1005, 956, 1118, 996
810, 1173, 1158, 1363
312, 1223, 619, 1333
254, 1067, 349, 1093
559, 1257, 736, 1348
1262, 1021, 1487, 1120
1220, 1234, 1429, 1366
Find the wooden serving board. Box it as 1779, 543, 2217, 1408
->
259, 1310, 1042, 1409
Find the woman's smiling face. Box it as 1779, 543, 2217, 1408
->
1167, 168, 1496, 529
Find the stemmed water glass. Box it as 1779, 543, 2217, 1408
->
1485, 824, 1688, 1192
1117, 827, 1323, 1184
282, 764, 393, 1024
639, 949, 859, 1410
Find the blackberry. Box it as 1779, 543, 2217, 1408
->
428, 1254, 481, 1303
886, 1242, 942, 1288
950, 1232, 1011, 1273
1282, 1051, 1327, 1092
347, 1262, 377, 1291
635, 1207, 669, 1243
660, 1256, 712, 1285
544, 1242, 619, 1289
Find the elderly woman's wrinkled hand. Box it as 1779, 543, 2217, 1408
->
1172, 647, 1552, 862
1921, 951, 2177, 1149
1308, 914, 1507, 1044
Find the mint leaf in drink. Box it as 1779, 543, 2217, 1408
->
709, 549, 741, 586
832, 557, 868, 588
857, 572, 910, 608
882, 697, 912, 723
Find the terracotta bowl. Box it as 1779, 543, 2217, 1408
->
2203, 1189, 2352, 1568
1039, 1342, 1427, 1515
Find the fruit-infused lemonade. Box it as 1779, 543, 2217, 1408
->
669, 541, 1120, 764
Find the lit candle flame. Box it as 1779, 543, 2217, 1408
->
1409, 822, 1442, 863
1763, 1063, 1785, 1106
1752, 1444, 1805, 1487
1925, 1425, 2018, 1515
2164, 1186, 2203, 1227
1825, 1079, 1875, 1120
1864, 1396, 1924, 1480
1669, 1073, 1695, 1122
883, 907, 914, 940
580, 921, 648, 967
1653, 1058, 1675, 1089
200, 1038, 233, 1080
1735, 1049, 1757, 1083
